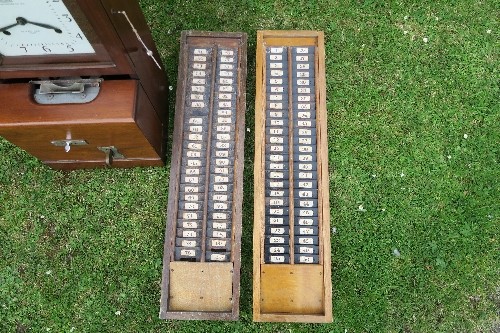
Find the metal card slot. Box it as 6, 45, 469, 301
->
206, 237, 232, 251
293, 170, 318, 180
291, 69, 315, 79
294, 236, 319, 246
293, 226, 319, 236
209, 192, 232, 202
265, 188, 290, 197
264, 235, 290, 245
184, 107, 211, 117
265, 153, 289, 162
176, 219, 202, 230
211, 123, 236, 133
265, 225, 290, 235
292, 93, 316, 103
265, 161, 290, 171
209, 173, 234, 184
292, 135, 317, 145
291, 46, 315, 54
209, 183, 234, 193
295, 217, 319, 226
293, 153, 317, 163
293, 199, 319, 208
178, 201, 204, 211
265, 254, 291, 264
265, 135, 289, 145
267, 127, 288, 136
179, 184, 206, 194
294, 128, 317, 137
265, 197, 290, 207
265, 245, 291, 254
176, 228, 202, 239
206, 228, 232, 239
294, 119, 317, 128
174, 247, 202, 261
266, 170, 290, 180
180, 174, 206, 185
295, 190, 318, 199
293, 254, 319, 264
265, 216, 289, 225
293, 162, 317, 172
266, 180, 290, 189
266, 206, 290, 216
205, 251, 231, 262
292, 107, 317, 117
266, 84, 289, 93
265, 144, 288, 154
294, 245, 319, 254
207, 200, 233, 210
266, 53, 288, 62
208, 210, 232, 221
293, 180, 318, 189
181, 159, 207, 169
175, 238, 201, 247
294, 208, 319, 218
207, 221, 232, 230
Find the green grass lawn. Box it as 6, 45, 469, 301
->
1, 0, 498, 332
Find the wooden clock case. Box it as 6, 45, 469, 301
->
0, 0, 168, 169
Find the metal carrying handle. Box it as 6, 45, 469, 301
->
31, 78, 103, 94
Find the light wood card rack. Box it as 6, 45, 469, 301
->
253, 30, 332, 323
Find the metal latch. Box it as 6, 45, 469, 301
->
51, 139, 88, 153
31, 78, 103, 104
98, 146, 125, 166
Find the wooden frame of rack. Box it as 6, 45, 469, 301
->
159, 31, 247, 321
253, 30, 332, 323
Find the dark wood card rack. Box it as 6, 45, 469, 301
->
253, 30, 332, 323
159, 31, 247, 321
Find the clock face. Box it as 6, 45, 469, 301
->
0, 0, 95, 56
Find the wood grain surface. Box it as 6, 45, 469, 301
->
253, 30, 332, 323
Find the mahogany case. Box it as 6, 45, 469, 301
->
0, 0, 168, 169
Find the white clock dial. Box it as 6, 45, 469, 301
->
0, 0, 95, 56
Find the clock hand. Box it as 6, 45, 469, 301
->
22, 17, 62, 33
0, 21, 20, 35
0, 17, 62, 34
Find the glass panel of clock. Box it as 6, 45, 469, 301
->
175, 46, 238, 262
264, 46, 319, 264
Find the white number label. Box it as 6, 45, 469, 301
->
270, 256, 285, 263
210, 253, 226, 261
181, 249, 196, 257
